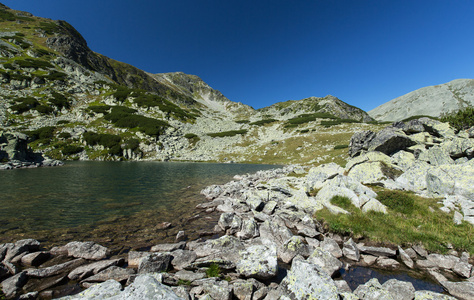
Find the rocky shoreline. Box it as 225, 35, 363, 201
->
1, 118, 474, 299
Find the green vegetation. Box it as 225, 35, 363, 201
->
25, 126, 55, 144
177, 279, 192, 286
38, 22, 60, 35
249, 119, 278, 126
49, 92, 70, 109
321, 119, 361, 127
285, 113, 337, 127
235, 120, 250, 124
440, 107, 474, 131
10, 97, 39, 113
205, 263, 221, 278
83, 132, 121, 148
89, 105, 112, 114
35, 104, 54, 114
330, 196, 355, 210
317, 189, 473, 254
207, 129, 247, 138
104, 106, 169, 137
58, 132, 71, 139
59, 145, 84, 155
45, 70, 67, 81
0, 9, 16, 21
16, 58, 53, 69
184, 133, 200, 145
334, 144, 349, 150
122, 138, 140, 151
0, 286, 5, 300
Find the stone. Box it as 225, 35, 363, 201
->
320, 237, 343, 259
306, 247, 343, 277
236, 244, 278, 280
61, 241, 109, 260
361, 254, 378, 266
201, 184, 223, 199
305, 162, 344, 191
138, 252, 172, 274
26, 258, 85, 278
426, 268, 448, 284
127, 251, 150, 268
376, 257, 400, 269
174, 270, 205, 282
176, 231, 186, 242
347, 161, 400, 185
20, 251, 51, 267
68, 258, 123, 280
259, 217, 293, 248
81, 266, 135, 284
414, 290, 456, 299
262, 200, 278, 215
349, 130, 377, 157
381, 279, 415, 300
279, 259, 339, 299
359, 245, 396, 257
368, 128, 417, 155
426, 254, 458, 270
218, 212, 235, 231
440, 281, 474, 300
200, 278, 232, 300
233, 279, 254, 300
398, 246, 414, 269
0, 271, 27, 299
391, 150, 416, 171
278, 236, 310, 263
236, 217, 259, 240
170, 249, 197, 270
55, 279, 122, 299
343, 238, 360, 261
453, 260, 472, 278
120, 274, 184, 299
412, 245, 429, 258
151, 241, 186, 252
334, 280, 352, 293
361, 198, 388, 214
353, 278, 394, 300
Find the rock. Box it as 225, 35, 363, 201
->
353, 278, 394, 300
306, 247, 343, 277
320, 237, 343, 259
440, 281, 474, 300
453, 260, 473, 278
398, 246, 414, 269
236, 217, 259, 240
334, 280, 352, 293
287, 189, 322, 215
244, 190, 265, 211
124, 274, 184, 299
58, 279, 122, 299
218, 212, 235, 231
20, 251, 51, 267
68, 258, 123, 281
361, 254, 378, 266
359, 245, 396, 257
391, 150, 416, 171
279, 259, 339, 299
60, 241, 109, 260
176, 231, 186, 242
381, 279, 415, 300
170, 249, 197, 270
0, 271, 27, 299
236, 244, 278, 280
349, 130, 377, 157
412, 245, 429, 258
262, 200, 277, 215
127, 251, 150, 268
414, 290, 456, 300
259, 217, 293, 248
151, 241, 186, 252
138, 252, 172, 274
343, 238, 360, 261
361, 198, 388, 214
174, 270, 205, 282
201, 184, 223, 200
305, 162, 344, 191
418, 146, 454, 166
278, 236, 310, 264
26, 258, 85, 278
81, 266, 135, 284
233, 279, 254, 300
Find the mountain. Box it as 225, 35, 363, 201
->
369, 79, 474, 122
0, 4, 376, 165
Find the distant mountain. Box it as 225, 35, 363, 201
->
369, 79, 474, 122
0, 4, 376, 165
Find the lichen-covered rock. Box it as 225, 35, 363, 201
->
58, 241, 109, 260
320, 237, 343, 259
138, 252, 172, 274
353, 278, 394, 300
306, 247, 343, 277
440, 281, 474, 300
414, 290, 456, 299
349, 130, 376, 157
68, 259, 123, 281
343, 238, 360, 261
236, 244, 278, 280
259, 217, 293, 247
58, 279, 122, 299
278, 236, 310, 264
305, 162, 344, 191
279, 259, 339, 300
418, 146, 454, 166
381, 279, 415, 300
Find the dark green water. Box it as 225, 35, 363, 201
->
0, 161, 277, 242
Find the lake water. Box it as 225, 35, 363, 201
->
0, 161, 278, 250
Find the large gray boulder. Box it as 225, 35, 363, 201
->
236, 244, 278, 279
440, 281, 474, 300
306, 247, 343, 277
279, 259, 339, 299
54, 241, 109, 260
353, 278, 394, 300
381, 279, 415, 300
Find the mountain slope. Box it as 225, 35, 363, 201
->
369, 79, 474, 122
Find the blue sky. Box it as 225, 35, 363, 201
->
3, 1, 474, 111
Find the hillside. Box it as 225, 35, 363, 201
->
369, 79, 474, 122
0, 4, 377, 166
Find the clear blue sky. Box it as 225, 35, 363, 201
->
3, 0, 474, 110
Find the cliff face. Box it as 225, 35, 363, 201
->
369, 79, 474, 122
0, 4, 377, 165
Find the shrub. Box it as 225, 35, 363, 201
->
286, 113, 337, 127
122, 138, 140, 150
88, 105, 112, 114
61, 145, 83, 155
58, 132, 71, 139
108, 144, 122, 155
2, 63, 15, 70
184, 133, 200, 145
45, 71, 67, 81
35, 105, 54, 114
402, 115, 438, 122
104, 106, 168, 137
49, 92, 70, 109
56, 120, 70, 125
83, 132, 121, 148
39, 22, 60, 35
0, 9, 16, 21
26, 126, 55, 143
207, 130, 247, 138
376, 190, 415, 215
10, 97, 39, 113
235, 120, 250, 124
206, 263, 221, 278
334, 144, 349, 150
440, 107, 474, 131
16, 58, 53, 69
249, 119, 277, 126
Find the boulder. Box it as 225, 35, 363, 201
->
0, 271, 28, 299
236, 244, 278, 280
58, 241, 109, 260
353, 278, 394, 300
305, 162, 344, 191
279, 259, 339, 299
127, 251, 150, 268
381, 279, 415, 300
81, 266, 135, 284
343, 238, 360, 261
414, 290, 456, 299
200, 278, 232, 300
306, 247, 343, 277
440, 281, 474, 300
418, 146, 454, 166
259, 217, 293, 247
233, 279, 254, 300
320, 237, 343, 259
376, 257, 400, 269
367, 128, 417, 155
278, 236, 311, 264
236, 217, 259, 240
150, 241, 186, 252
26, 258, 85, 278
138, 252, 172, 274
58, 279, 122, 299
20, 251, 51, 267
68, 258, 123, 281
170, 249, 197, 270
349, 130, 377, 157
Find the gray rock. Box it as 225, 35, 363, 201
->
26, 258, 85, 278
138, 252, 172, 274
81, 266, 135, 284
61, 241, 109, 260
236, 244, 278, 280
334, 280, 352, 293
412, 245, 429, 258
170, 249, 197, 270
306, 247, 343, 277
20, 251, 51, 267
376, 257, 400, 270
361, 254, 378, 266
414, 290, 456, 299
279, 259, 339, 299
262, 200, 278, 215
453, 260, 472, 278
305, 162, 344, 191
57, 279, 122, 299
259, 217, 293, 247
353, 278, 394, 300
359, 245, 396, 257
233, 279, 254, 300
398, 246, 414, 269
0, 271, 27, 299
68, 258, 123, 281
369, 128, 417, 155
174, 270, 205, 282
201, 185, 223, 200
418, 146, 454, 166
381, 279, 415, 300
127, 251, 151, 268
440, 281, 474, 300
278, 236, 310, 264
343, 238, 360, 261
349, 130, 377, 157
236, 217, 259, 240
200, 278, 232, 300
218, 212, 235, 231
151, 242, 186, 252
320, 237, 343, 259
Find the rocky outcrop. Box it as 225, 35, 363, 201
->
369, 78, 474, 122
0, 131, 62, 169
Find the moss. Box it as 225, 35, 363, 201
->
60, 145, 84, 155
207, 130, 247, 138
249, 119, 278, 126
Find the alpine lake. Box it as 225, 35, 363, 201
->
0, 161, 279, 254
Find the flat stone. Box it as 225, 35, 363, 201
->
398, 246, 414, 269
233, 279, 254, 300
201, 278, 232, 300
361, 254, 378, 266
376, 257, 400, 270
21, 251, 51, 267
26, 258, 85, 278
440, 281, 474, 300
127, 251, 151, 268
412, 245, 429, 258
0, 271, 27, 299
174, 270, 205, 282
236, 244, 278, 280
307, 247, 343, 277
414, 290, 456, 299
151, 241, 186, 252
81, 266, 135, 284
61, 241, 109, 260
138, 252, 172, 274
170, 249, 197, 270
382, 279, 415, 300
68, 258, 123, 281
278, 236, 310, 264
359, 245, 396, 257
320, 237, 343, 259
